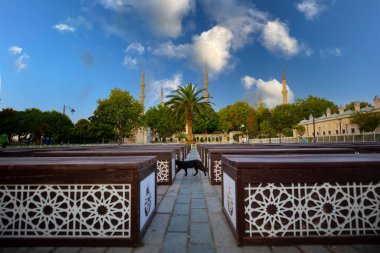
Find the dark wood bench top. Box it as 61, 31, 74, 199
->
208, 147, 355, 155
222, 153, 380, 169
33, 149, 177, 157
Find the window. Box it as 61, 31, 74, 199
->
323, 131, 325, 135
336, 130, 339, 134
351, 128, 355, 134
343, 129, 346, 134
328, 131, 331, 135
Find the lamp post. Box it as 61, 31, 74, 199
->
61, 105, 75, 145
267, 111, 271, 143
312, 110, 316, 143
241, 124, 245, 143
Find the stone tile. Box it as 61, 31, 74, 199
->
327, 245, 361, 253
190, 223, 212, 244
176, 194, 191, 204
179, 188, 190, 195
191, 208, 209, 223
189, 243, 215, 253
191, 198, 206, 209
298, 245, 331, 253
78, 248, 107, 253
271, 246, 302, 253
105, 248, 133, 253
351, 244, 380, 253
142, 214, 171, 246
3, 248, 56, 253
133, 246, 159, 253
157, 188, 168, 195
205, 196, 222, 213
161, 232, 188, 253
157, 196, 176, 213
242, 246, 272, 253
168, 215, 189, 232
216, 246, 242, 253
191, 193, 205, 199
208, 212, 236, 247
52, 248, 82, 253
173, 203, 190, 215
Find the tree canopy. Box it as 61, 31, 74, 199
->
90, 88, 144, 144
165, 83, 211, 143
350, 112, 380, 132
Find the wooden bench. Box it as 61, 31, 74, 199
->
206, 148, 356, 185
221, 154, 380, 245
0, 156, 156, 247
33, 149, 177, 185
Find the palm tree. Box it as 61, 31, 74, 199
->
166, 83, 211, 144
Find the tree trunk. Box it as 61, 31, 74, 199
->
186, 112, 193, 144
186, 111, 193, 144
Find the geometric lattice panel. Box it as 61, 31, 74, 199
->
0, 184, 131, 238
213, 160, 222, 183
244, 182, 380, 238
157, 160, 169, 183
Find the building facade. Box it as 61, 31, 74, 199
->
294, 96, 380, 137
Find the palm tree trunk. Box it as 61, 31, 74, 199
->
186, 111, 193, 144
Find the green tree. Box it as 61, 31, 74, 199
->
91, 88, 144, 144
165, 83, 211, 144
88, 122, 116, 143
218, 101, 251, 132
72, 119, 91, 144
270, 104, 299, 137
294, 124, 306, 137
350, 112, 380, 132
345, 101, 372, 111
0, 108, 18, 143
145, 105, 182, 141
42, 110, 73, 144
295, 95, 338, 120
193, 107, 221, 134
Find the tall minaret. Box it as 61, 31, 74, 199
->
258, 93, 263, 108
140, 64, 145, 109
160, 86, 164, 105
281, 66, 288, 105
203, 63, 209, 102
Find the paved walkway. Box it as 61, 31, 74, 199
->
1, 149, 380, 253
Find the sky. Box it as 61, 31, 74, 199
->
0, 0, 379, 123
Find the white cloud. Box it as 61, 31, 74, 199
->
296, 0, 326, 20
320, 47, 342, 57
154, 26, 233, 75
123, 56, 137, 68
201, 0, 267, 50
98, 0, 194, 38
243, 76, 294, 108
15, 53, 29, 71
54, 23, 75, 32
9, 46, 29, 71
261, 20, 300, 57
147, 73, 182, 106
241, 75, 256, 89
125, 43, 145, 54
8, 46, 23, 55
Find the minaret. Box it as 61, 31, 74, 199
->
140, 64, 145, 109
203, 63, 209, 102
281, 66, 288, 105
258, 93, 263, 108
160, 86, 164, 105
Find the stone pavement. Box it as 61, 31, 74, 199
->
1, 148, 380, 253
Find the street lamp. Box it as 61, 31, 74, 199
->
61, 105, 75, 145
241, 124, 245, 143
267, 111, 271, 143
312, 110, 316, 143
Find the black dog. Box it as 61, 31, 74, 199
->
175, 160, 207, 176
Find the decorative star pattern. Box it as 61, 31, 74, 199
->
213, 160, 222, 183
157, 160, 169, 183
0, 184, 131, 237
244, 182, 380, 237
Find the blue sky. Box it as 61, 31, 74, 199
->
1, 0, 379, 123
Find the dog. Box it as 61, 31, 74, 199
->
175, 160, 207, 176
